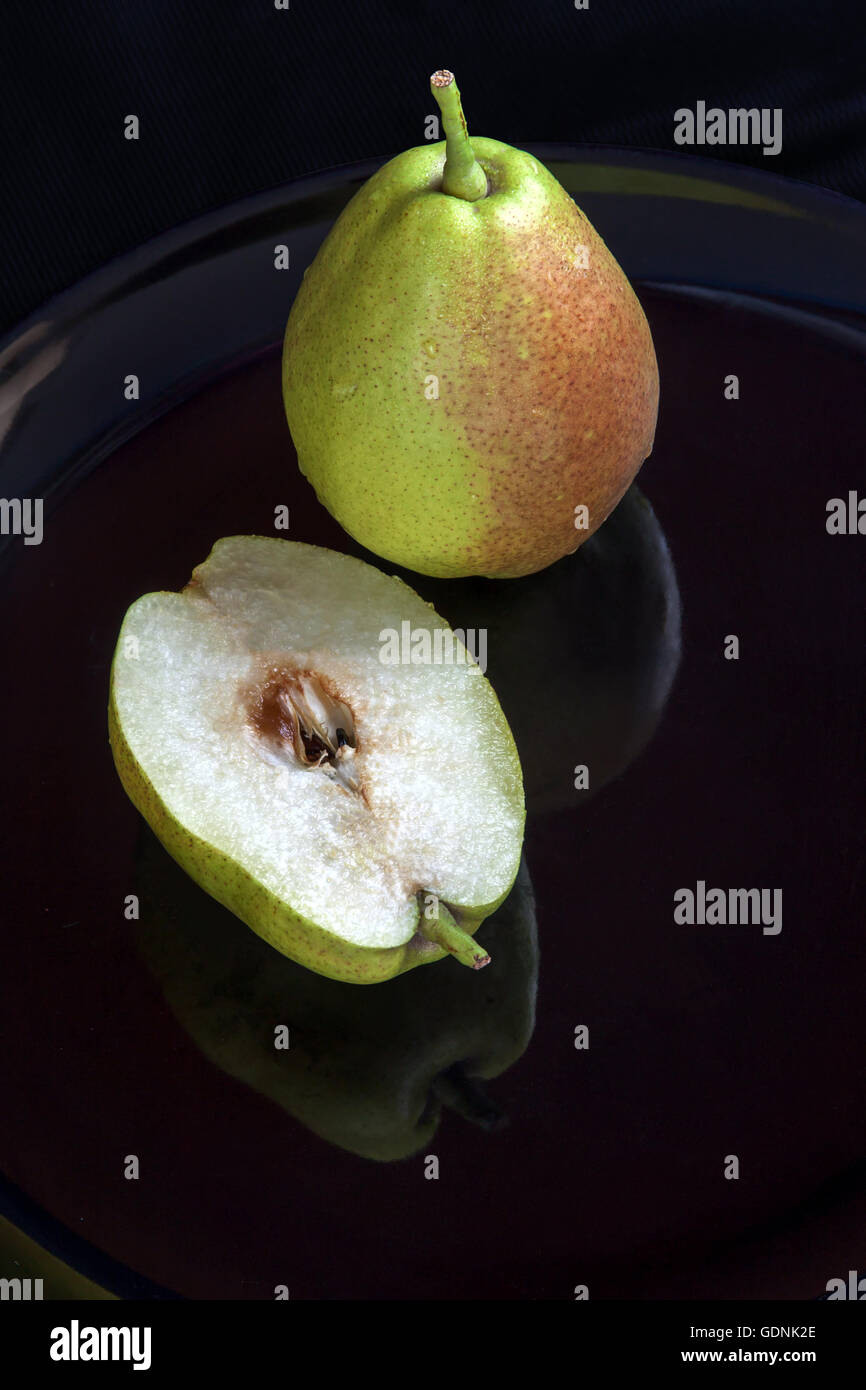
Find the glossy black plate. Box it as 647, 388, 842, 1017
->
1, 148, 865, 1300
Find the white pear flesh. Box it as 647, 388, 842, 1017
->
109, 537, 525, 982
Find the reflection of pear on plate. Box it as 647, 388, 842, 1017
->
384, 487, 682, 814
133, 830, 538, 1162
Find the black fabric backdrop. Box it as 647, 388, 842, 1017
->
2, 0, 865, 336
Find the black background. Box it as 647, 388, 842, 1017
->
3, 0, 866, 337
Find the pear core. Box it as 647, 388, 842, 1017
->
244, 665, 361, 794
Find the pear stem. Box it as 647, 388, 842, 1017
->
430, 69, 488, 202
431, 1064, 507, 1131
420, 898, 491, 969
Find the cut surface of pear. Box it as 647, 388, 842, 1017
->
109, 537, 524, 982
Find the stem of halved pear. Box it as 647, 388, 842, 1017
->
430, 69, 488, 202
431, 1064, 507, 1131
421, 899, 491, 969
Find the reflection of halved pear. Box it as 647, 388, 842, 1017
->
135, 829, 538, 1162
109, 537, 524, 983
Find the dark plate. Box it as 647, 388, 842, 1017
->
1, 148, 865, 1300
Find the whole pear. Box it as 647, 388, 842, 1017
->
283, 69, 659, 579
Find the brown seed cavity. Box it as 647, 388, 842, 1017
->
243, 664, 360, 794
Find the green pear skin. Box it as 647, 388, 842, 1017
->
282, 72, 659, 579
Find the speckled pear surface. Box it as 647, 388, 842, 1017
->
282, 70, 659, 579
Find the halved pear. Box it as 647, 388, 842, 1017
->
109, 537, 524, 983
